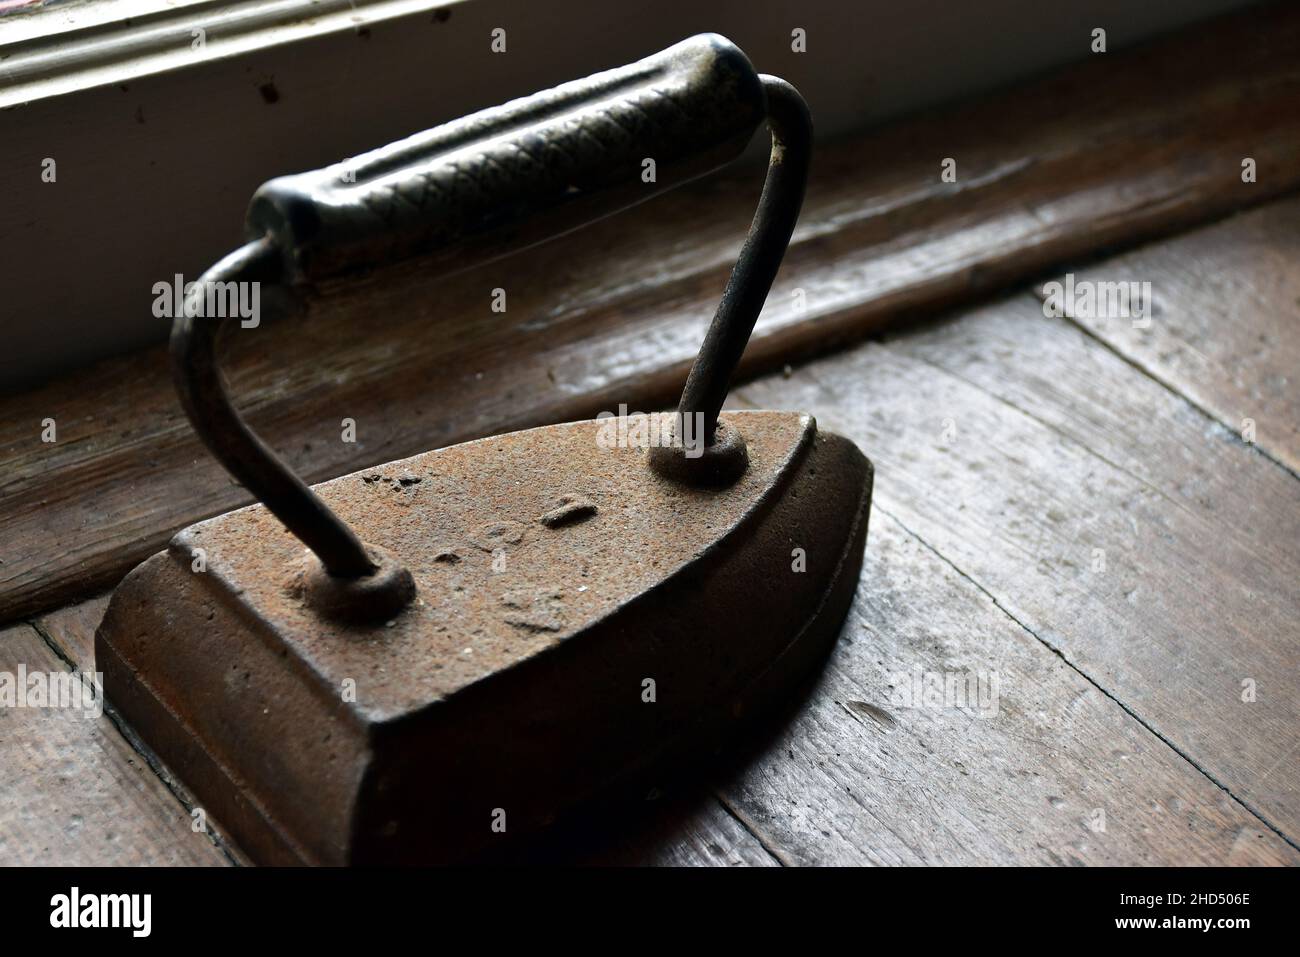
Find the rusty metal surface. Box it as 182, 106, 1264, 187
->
97, 410, 872, 864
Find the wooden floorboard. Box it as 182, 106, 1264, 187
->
702, 511, 1296, 865
5, 1, 1300, 623
586, 798, 783, 867
34, 592, 107, 675
19, 230, 1300, 867
736, 295, 1300, 845
552, 792, 783, 867
1038, 196, 1300, 476
0, 623, 231, 866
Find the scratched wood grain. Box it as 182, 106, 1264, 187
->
1037, 196, 1300, 475
584, 797, 782, 867
0, 623, 231, 866
5, 1, 1300, 623
736, 295, 1300, 844
699, 511, 1296, 865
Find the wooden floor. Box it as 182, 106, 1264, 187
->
4, 194, 1296, 867
2, 4, 1298, 865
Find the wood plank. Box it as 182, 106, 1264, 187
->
736, 294, 1300, 843
34, 592, 109, 674
588, 802, 781, 867
699, 510, 1296, 865
6, 1, 1300, 623
0, 623, 231, 865
1039, 196, 1300, 475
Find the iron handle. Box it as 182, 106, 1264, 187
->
171, 35, 812, 620
249, 34, 766, 282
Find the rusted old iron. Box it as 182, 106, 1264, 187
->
97, 34, 874, 865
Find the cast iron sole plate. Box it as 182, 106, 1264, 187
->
97, 410, 872, 864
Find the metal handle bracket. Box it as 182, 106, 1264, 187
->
170, 35, 812, 620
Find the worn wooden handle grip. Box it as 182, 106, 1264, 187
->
246, 33, 767, 282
